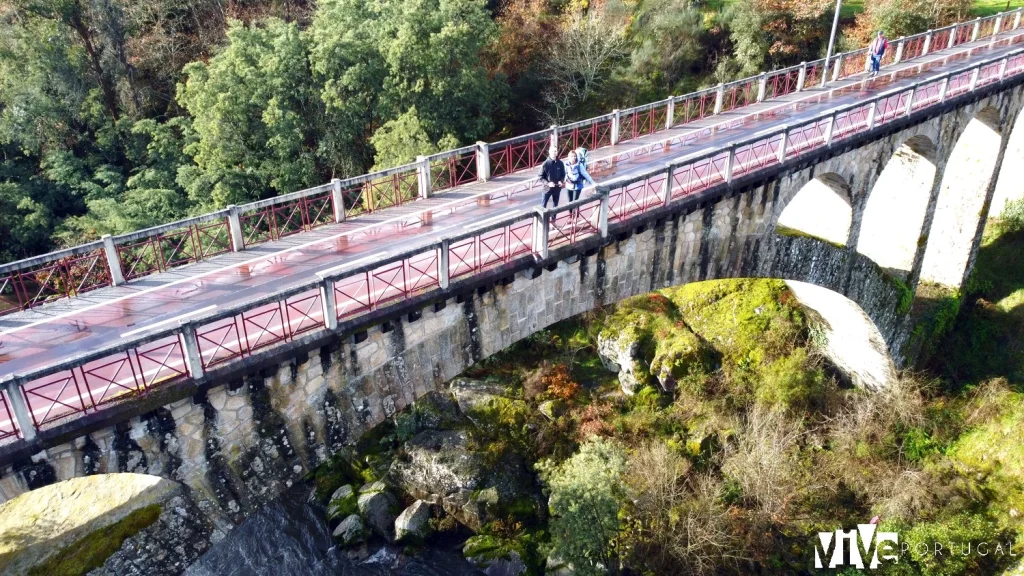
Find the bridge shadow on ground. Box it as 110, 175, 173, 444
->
928, 224, 1024, 389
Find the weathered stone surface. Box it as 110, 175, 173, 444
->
448, 379, 514, 424
469, 550, 528, 576
326, 484, 356, 521
596, 331, 643, 395
388, 430, 535, 531
357, 488, 399, 541
332, 514, 367, 546
394, 500, 432, 542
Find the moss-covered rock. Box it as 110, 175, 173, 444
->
326, 484, 358, 522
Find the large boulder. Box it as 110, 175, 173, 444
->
394, 500, 432, 542
357, 483, 400, 542
448, 379, 515, 427
597, 330, 644, 395
326, 484, 357, 522
464, 535, 528, 576
388, 430, 536, 532
332, 514, 367, 546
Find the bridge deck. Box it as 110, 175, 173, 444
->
1, 30, 1021, 382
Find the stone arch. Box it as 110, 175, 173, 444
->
920, 107, 1003, 288
775, 173, 852, 246
991, 107, 1024, 217
857, 135, 937, 275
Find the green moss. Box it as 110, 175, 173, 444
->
888, 275, 914, 315
774, 223, 846, 249
28, 504, 162, 576
910, 282, 963, 366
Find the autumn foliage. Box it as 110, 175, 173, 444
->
543, 364, 582, 401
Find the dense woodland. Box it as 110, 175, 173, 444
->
0, 0, 978, 262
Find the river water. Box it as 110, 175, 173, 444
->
185, 485, 482, 576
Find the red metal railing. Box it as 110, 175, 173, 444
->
431, 150, 478, 192
559, 119, 614, 158
669, 151, 730, 199
0, 392, 21, 441
721, 80, 758, 113
118, 220, 232, 280
333, 250, 440, 320
608, 172, 667, 221
20, 333, 187, 429
672, 91, 717, 127
619, 104, 669, 143
732, 133, 785, 178
240, 191, 334, 248
903, 36, 927, 60
548, 199, 603, 248
0, 249, 111, 316
449, 217, 534, 279
340, 169, 419, 219
489, 134, 550, 179
767, 68, 801, 99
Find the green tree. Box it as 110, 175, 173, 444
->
177, 18, 325, 208
369, 108, 459, 170
623, 0, 705, 97
538, 438, 628, 575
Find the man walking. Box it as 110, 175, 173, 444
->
538, 149, 566, 208
869, 31, 888, 77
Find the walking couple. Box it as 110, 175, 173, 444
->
538, 147, 596, 208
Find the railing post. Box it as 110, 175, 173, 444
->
438, 239, 450, 289
777, 127, 789, 163
938, 76, 950, 101
756, 72, 768, 102
475, 141, 491, 182
665, 97, 676, 129
713, 83, 725, 114
549, 125, 559, 157
948, 26, 958, 49
968, 66, 981, 92
179, 323, 205, 379
1015, 9, 1022, 30
894, 39, 905, 64
227, 205, 245, 252
796, 62, 807, 92
320, 278, 338, 331
660, 165, 674, 207
999, 57, 1009, 80
831, 54, 843, 82
725, 145, 737, 183
923, 30, 933, 56
971, 18, 981, 42
993, 16, 1003, 42
598, 192, 610, 238
331, 178, 345, 223
101, 234, 126, 286
610, 109, 622, 145
824, 113, 837, 146
533, 209, 550, 260
416, 155, 432, 199
866, 101, 877, 130
6, 378, 36, 441
904, 88, 916, 116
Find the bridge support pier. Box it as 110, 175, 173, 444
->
101, 234, 126, 286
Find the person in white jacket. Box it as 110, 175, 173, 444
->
564, 148, 597, 202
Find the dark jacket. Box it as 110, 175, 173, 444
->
539, 158, 566, 186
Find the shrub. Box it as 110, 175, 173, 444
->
544, 364, 582, 401
537, 438, 628, 576
721, 405, 803, 521
903, 513, 1013, 576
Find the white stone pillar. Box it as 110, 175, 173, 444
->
331, 178, 345, 223
665, 97, 676, 129
549, 125, 559, 158
438, 239, 451, 289
476, 142, 491, 182
968, 67, 981, 92
948, 26, 958, 49
661, 165, 675, 207
938, 76, 950, 101
923, 30, 933, 56
713, 83, 725, 114
756, 72, 768, 102
610, 109, 622, 145
320, 278, 338, 330
971, 18, 981, 42
725, 145, 737, 183
416, 156, 432, 199
227, 205, 245, 252
831, 54, 844, 82
904, 89, 916, 116
999, 57, 1009, 80
534, 209, 550, 260
866, 101, 877, 130
598, 193, 610, 238
894, 39, 905, 64
777, 127, 789, 163
101, 234, 126, 286
179, 323, 205, 379
824, 113, 837, 145
796, 63, 807, 92
1015, 9, 1022, 30
6, 379, 36, 441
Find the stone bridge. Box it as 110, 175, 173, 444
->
1, 16, 1023, 532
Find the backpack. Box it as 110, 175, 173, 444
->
575, 147, 589, 169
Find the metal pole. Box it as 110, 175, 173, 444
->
823, 0, 844, 85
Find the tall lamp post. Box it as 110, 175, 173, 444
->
822, 0, 844, 84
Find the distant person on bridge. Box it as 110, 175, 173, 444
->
564, 148, 596, 202
539, 149, 566, 207
869, 31, 889, 77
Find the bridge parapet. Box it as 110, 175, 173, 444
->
1, 9, 1021, 317
2, 39, 1024, 452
